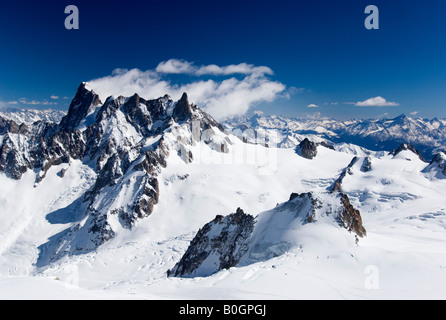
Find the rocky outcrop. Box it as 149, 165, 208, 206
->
173, 92, 192, 123
169, 191, 366, 278
59, 82, 102, 131
0, 83, 233, 265
339, 193, 367, 238
296, 138, 335, 160
331, 157, 359, 193
361, 156, 372, 172
298, 138, 318, 159
330, 156, 373, 192
423, 151, 446, 178
392, 143, 426, 162
168, 208, 255, 278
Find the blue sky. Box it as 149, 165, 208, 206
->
0, 0, 445, 120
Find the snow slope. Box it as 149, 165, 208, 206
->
1, 97, 446, 300
1, 139, 446, 299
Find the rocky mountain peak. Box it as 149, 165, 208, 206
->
298, 138, 318, 159
423, 151, 446, 177
0, 116, 25, 135
393, 114, 408, 122
430, 151, 446, 164
59, 83, 102, 131
168, 207, 255, 278
0, 84, 235, 265
392, 143, 426, 162
169, 191, 366, 278
172, 92, 192, 123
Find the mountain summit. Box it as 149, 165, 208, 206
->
1, 83, 231, 265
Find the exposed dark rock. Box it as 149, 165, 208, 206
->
392, 143, 426, 162
0, 134, 30, 179
122, 94, 152, 136
57, 168, 68, 178
339, 193, 367, 238
0, 117, 21, 134
429, 151, 446, 167
423, 151, 446, 177
59, 83, 102, 131
361, 157, 372, 172
330, 157, 359, 192
320, 141, 335, 150
298, 138, 318, 159
289, 192, 312, 201
168, 208, 255, 278
1, 83, 243, 265
173, 92, 192, 123
169, 191, 366, 278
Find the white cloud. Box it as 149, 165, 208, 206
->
307, 104, 319, 108
155, 59, 195, 74
355, 96, 399, 107
155, 59, 273, 76
86, 61, 286, 121
50, 95, 59, 100
196, 63, 273, 76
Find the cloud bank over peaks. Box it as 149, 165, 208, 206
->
86, 60, 286, 121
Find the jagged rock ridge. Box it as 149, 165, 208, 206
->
169, 191, 366, 278
331, 156, 373, 193
0, 83, 231, 265
167, 208, 255, 278
423, 151, 446, 178
392, 143, 426, 162
225, 113, 446, 160
296, 138, 334, 160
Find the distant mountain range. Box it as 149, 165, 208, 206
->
2, 104, 445, 161
224, 113, 446, 160
0, 107, 66, 125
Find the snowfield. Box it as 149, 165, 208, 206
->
1, 134, 446, 300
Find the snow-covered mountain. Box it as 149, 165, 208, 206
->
168, 190, 365, 278
224, 113, 446, 160
1, 83, 230, 265
0, 107, 66, 125
1, 85, 446, 300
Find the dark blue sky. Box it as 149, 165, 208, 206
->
0, 0, 445, 120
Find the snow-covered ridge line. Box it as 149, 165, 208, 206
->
224, 113, 446, 160
169, 190, 366, 278
0, 107, 67, 125
1, 83, 232, 264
